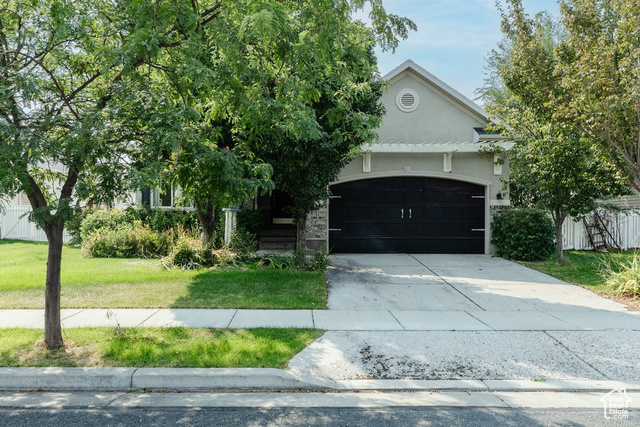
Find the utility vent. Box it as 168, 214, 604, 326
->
396, 88, 420, 112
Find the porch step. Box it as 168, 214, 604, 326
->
259, 242, 296, 250
260, 229, 296, 237
260, 236, 296, 244
259, 228, 296, 251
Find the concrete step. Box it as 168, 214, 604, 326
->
260, 236, 296, 244
259, 242, 296, 250
260, 229, 296, 238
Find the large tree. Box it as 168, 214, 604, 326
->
495, 0, 640, 190
247, 44, 386, 260
0, 0, 217, 348
482, 5, 628, 263
0, 0, 414, 348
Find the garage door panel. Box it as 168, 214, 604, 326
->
329, 177, 485, 254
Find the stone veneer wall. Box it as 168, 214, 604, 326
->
305, 202, 328, 251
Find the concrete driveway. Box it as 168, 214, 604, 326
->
288, 254, 640, 382
326, 254, 625, 312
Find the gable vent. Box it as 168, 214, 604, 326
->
396, 88, 420, 112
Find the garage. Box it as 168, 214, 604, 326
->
328, 177, 485, 254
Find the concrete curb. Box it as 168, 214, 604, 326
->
131, 368, 338, 391
0, 367, 136, 391
1, 367, 640, 393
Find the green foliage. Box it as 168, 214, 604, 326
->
491, 208, 555, 261
126, 205, 198, 234
308, 246, 331, 271
257, 247, 329, 271
601, 252, 640, 299
65, 206, 97, 246
80, 209, 138, 243
229, 230, 259, 256
492, 0, 640, 191
237, 209, 264, 236
82, 222, 172, 259
160, 236, 222, 270
258, 253, 298, 270
480, 3, 629, 262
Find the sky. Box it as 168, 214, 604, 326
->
372, 0, 560, 103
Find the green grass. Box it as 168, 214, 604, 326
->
0, 240, 326, 309
0, 327, 323, 368
520, 250, 638, 291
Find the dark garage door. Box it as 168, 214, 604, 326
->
329, 177, 485, 254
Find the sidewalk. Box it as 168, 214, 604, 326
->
2, 308, 640, 331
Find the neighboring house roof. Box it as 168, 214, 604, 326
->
383, 59, 488, 122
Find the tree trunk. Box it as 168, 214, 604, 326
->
195, 198, 218, 246
295, 213, 307, 267
554, 219, 564, 264
44, 221, 65, 349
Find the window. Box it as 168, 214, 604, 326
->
153, 183, 174, 208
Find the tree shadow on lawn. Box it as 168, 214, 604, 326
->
169, 268, 326, 309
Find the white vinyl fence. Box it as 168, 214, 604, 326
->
563, 211, 640, 250
0, 205, 71, 243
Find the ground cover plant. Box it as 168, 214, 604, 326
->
0, 328, 322, 368
0, 240, 326, 309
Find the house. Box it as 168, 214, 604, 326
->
2, 60, 516, 253
260, 60, 514, 254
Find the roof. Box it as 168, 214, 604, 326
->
383, 60, 488, 122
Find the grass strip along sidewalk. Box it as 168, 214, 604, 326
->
0, 240, 326, 309
0, 328, 322, 368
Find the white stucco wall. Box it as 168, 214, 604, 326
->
376, 72, 487, 143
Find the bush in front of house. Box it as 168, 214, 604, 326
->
82, 221, 172, 258
160, 234, 223, 270
491, 207, 555, 261
79, 208, 138, 244
127, 205, 199, 234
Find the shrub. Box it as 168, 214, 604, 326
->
237, 209, 263, 236
125, 205, 199, 234
161, 235, 219, 270
229, 230, 259, 255
491, 208, 554, 261
80, 209, 137, 243
82, 221, 171, 258
601, 252, 640, 299
66, 206, 96, 246
258, 253, 297, 269
308, 246, 330, 271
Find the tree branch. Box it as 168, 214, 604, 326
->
8, 50, 80, 120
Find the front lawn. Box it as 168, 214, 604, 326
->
521, 250, 640, 309
0, 327, 322, 368
520, 250, 636, 290
0, 240, 326, 309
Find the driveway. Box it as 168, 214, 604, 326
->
288, 254, 640, 382
326, 254, 625, 312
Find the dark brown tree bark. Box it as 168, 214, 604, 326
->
195, 198, 219, 246
552, 209, 567, 264
20, 169, 78, 349
44, 221, 65, 348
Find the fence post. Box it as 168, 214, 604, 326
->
222, 208, 241, 246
